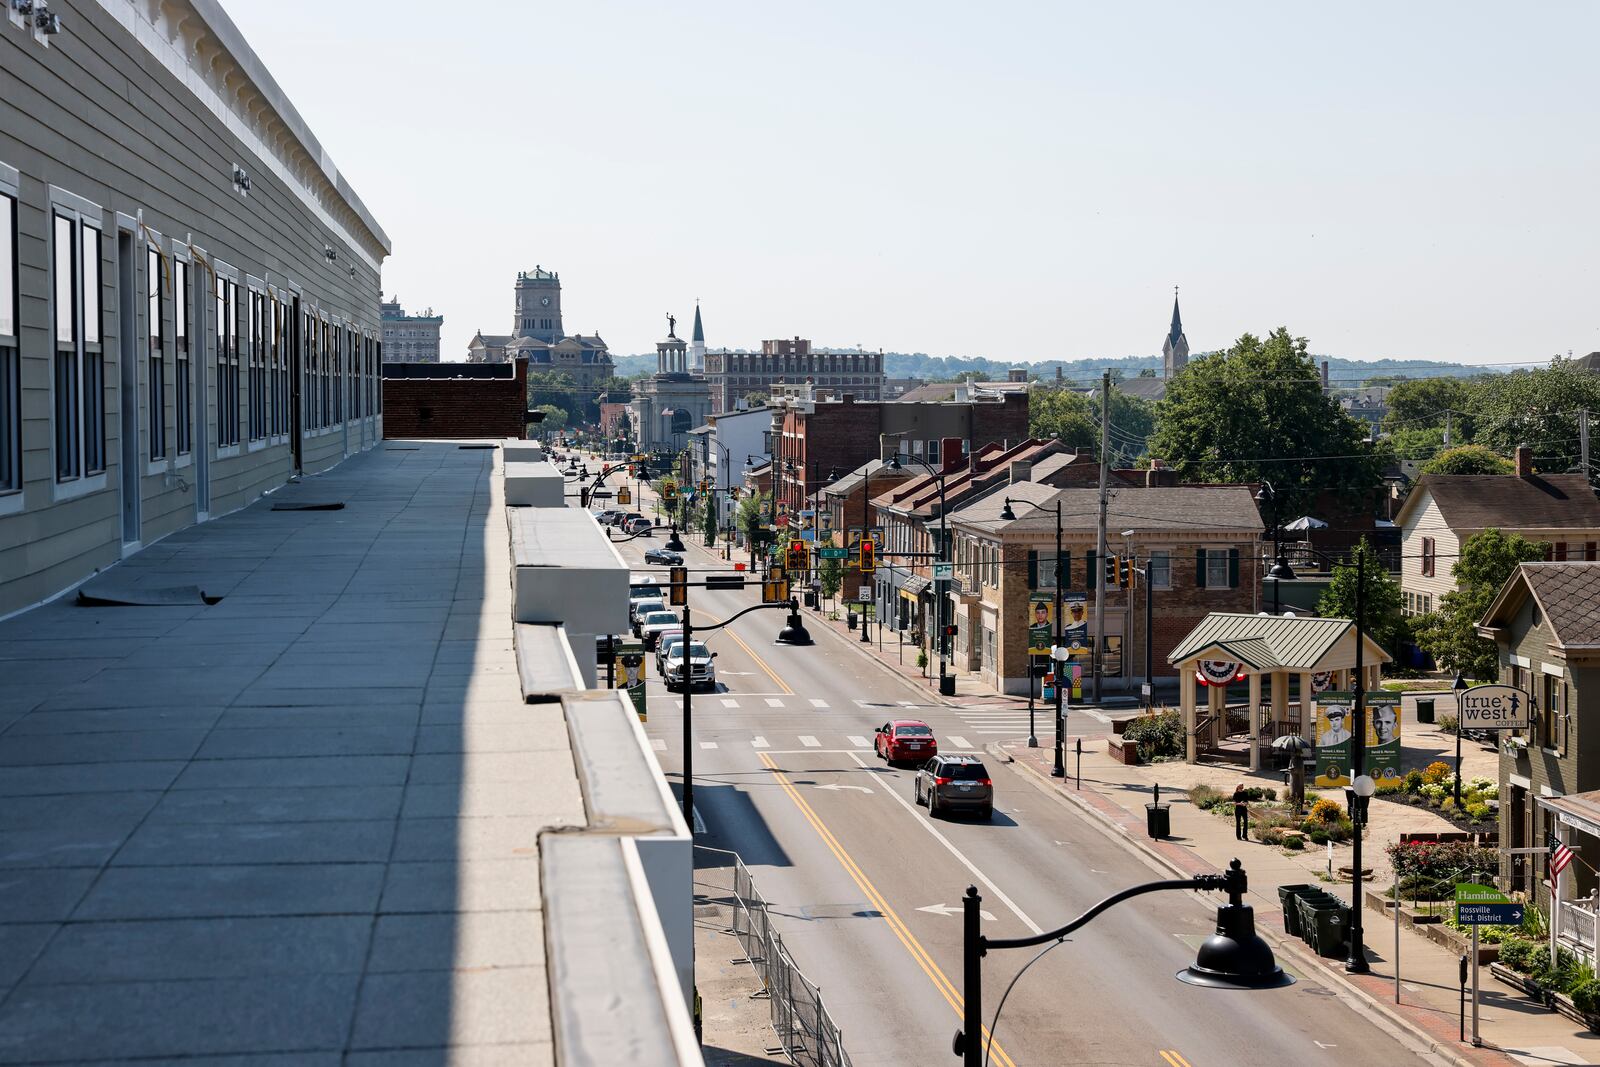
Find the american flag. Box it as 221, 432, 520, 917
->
1551, 836, 1576, 879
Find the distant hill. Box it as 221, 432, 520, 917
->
611, 349, 1498, 385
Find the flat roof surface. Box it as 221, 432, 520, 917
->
0, 442, 582, 1063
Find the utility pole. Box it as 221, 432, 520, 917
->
1093, 369, 1110, 704
1580, 408, 1590, 475
1443, 412, 1452, 447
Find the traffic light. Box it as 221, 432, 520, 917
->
763, 563, 790, 604
1105, 553, 1122, 588
698, 479, 709, 493
943, 623, 959, 637
787, 542, 807, 573
617, 486, 632, 505
1118, 556, 1133, 588
729, 487, 741, 501
662, 479, 678, 505
668, 566, 687, 606
859, 539, 875, 574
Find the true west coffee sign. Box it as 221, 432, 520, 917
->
1457, 684, 1531, 730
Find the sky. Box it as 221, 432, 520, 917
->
226, 1, 1600, 366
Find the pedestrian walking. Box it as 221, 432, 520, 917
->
1233, 783, 1249, 840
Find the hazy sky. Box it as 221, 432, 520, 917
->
227, 1, 1599, 366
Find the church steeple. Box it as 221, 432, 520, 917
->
1162, 287, 1189, 379
688, 301, 706, 373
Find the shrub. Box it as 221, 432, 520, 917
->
1466, 802, 1492, 823
1188, 784, 1225, 811
1572, 978, 1600, 1017
1308, 797, 1344, 824
1535, 946, 1583, 994
1284, 835, 1305, 851
1440, 797, 1458, 813
915, 650, 927, 668
1438, 713, 1459, 735
1498, 936, 1535, 972
1376, 781, 1405, 797
1422, 761, 1453, 785
1308, 828, 1330, 845
1242, 786, 1277, 802
1122, 710, 1183, 762
1404, 769, 1425, 793
1260, 827, 1286, 846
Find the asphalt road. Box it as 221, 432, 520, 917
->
589, 462, 1439, 1067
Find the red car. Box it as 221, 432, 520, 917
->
875, 720, 938, 765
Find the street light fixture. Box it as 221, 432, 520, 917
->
1452, 671, 1469, 806
999, 495, 1066, 777
888, 453, 955, 696
1255, 481, 1296, 614
954, 858, 1290, 1066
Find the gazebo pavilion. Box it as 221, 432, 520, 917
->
1167, 613, 1392, 768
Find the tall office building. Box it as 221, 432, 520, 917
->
380, 296, 442, 363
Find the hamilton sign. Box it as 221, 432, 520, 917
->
1457, 684, 1531, 730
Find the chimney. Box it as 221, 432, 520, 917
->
1008, 367, 1027, 383
1320, 361, 1330, 391
1010, 461, 1033, 485
1515, 444, 1533, 478
1145, 457, 1177, 487
841, 393, 854, 405
1055, 366, 1063, 382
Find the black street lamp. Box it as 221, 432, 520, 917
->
1001, 496, 1066, 776
1452, 671, 1469, 807
954, 859, 1291, 1066
888, 453, 955, 697
1255, 481, 1296, 615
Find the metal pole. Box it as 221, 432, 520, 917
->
1347, 549, 1369, 973
682, 604, 694, 830
860, 467, 870, 645
1471, 924, 1481, 1046
961, 885, 983, 1067
1454, 721, 1463, 808
1076, 737, 1082, 789
1144, 549, 1153, 696
1093, 369, 1110, 704
1052, 502, 1065, 777
1394, 864, 1401, 1003
1028, 659, 1038, 747
938, 481, 950, 695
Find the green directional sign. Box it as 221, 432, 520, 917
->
819, 547, 848, 559
1455, 882, 1522, 925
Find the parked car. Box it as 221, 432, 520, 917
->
875, 720, 938, 765
639, 610, 680, 649
625, 517, 653, 535
663, 640, 716, 692
644, 547, 683, 566
914, 754, 993, 819
594, 509, 623, 526
630, 597, 667, 633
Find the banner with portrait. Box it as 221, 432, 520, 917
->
1314, 692, 1353, 786
1027, 594, 1053, 655
1366, 692, 1403, 788
1062, 593, 1089, 655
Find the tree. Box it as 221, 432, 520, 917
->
597, 376, 634, 401
743, 392, 770, 408
1028, 388, 1097, 451
1464, 359, 1600, 474
818, 554, 843, 599
1376, 426, 1446, 466
737, 491, 770, 547
701, 497, 717, 544
527, 371, 582, 423
1147, 328, 1382, 509
1418, 444, 1512, 477
1380, 377, 1473, 435
1316, 538, 1404, 660
533, 404, 567, 439
1414, 528, 1547, 680
1097, 389, 1156, 467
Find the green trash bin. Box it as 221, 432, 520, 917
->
1299, 899, 1349, 958
1278, 884, 1316, 937
1417, 698, 1435, 725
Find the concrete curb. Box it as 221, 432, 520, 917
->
989, 741, 1508, 1067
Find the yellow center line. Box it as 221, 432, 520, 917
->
711, 611, 794, 695
758, 751, 1017, 1067
1159, 1050, 1194, 1067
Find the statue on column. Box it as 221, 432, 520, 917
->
666, 312, 677, 338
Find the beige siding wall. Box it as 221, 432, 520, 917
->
1399, 492, 1458, 611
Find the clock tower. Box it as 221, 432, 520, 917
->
513, 267, 563, 343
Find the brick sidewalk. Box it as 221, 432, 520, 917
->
997, 740, 1600, 1067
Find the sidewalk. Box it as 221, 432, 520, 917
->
995, 734, 1600, 1067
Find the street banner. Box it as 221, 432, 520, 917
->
1314, 692, 1353, 786
1063, 593, 1089, 654
1457, 684, 1532, 730
1367, 691, 1403, 788
1028, 594, 1053, 655
615, 648, 648, 721
847, 528, 862, 554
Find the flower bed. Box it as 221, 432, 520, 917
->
1379, 762, 1498, 832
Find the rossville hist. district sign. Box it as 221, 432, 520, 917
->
1457, 684, 1532, 730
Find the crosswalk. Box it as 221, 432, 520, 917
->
648, 731, 981, 754
649, 694, 832, 710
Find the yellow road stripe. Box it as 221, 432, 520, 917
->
718, 615, 794, 695
1159, 1051, 1193, 1067
758, 752, 1016, 1067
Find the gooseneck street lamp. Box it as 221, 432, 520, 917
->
1000, 496, 1066, 777
1255, 481, 1296, 616
680, 596, 812, 827
1452, 671, 1469, 807
954, 858, 1291, 1066
888, 453, 955, 696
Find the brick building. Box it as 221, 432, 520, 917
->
382, 360, 530, 439
769, 391, 1030, 518
705, 337, 884, 413
947, 481, 1263, 696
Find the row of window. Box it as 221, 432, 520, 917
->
0, 179, 386, 495
953, 542, 1239, 593
1402, 590, 1434, 616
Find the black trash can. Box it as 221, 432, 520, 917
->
1417, 698, 1435, 725
803, 591, 818, 609
847, 613, 857, 630
1146, 803, 1170, 839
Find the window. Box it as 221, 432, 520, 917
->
147, 247, 166, 460
216, 277, 239, 448
1149, 550, 1171, 590
347, 327, 360, 419
320, 316, 332, 427
1555, 542, 1568, 562
174, 260, 191, 456
1199, 548, 1237, 589
53, 214, 105, 480
303, 310, 317, 431
1421, 536, 1435, 577
247, 290, 265, 440
0, 190, 16, 493
376, 340, 383, 412
1542, 672, 1560, 748
331, 322, 342, 423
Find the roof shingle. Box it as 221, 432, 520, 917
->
1408, 474, 1600, 531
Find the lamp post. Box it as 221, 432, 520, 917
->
887, 453, 954, 696
1000, 496, 1065, 777
1255, 481, 1295, 615
954, 858, 1291, 1066
1452, 671, 1469, 807
1346, 546, 1371, 974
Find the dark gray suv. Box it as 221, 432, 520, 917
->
914, 755, 993, 819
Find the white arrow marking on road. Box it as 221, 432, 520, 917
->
847, 735, 869, 748
765, 698, 785, 708
700, 741, 718, 749
1313, 1042, 1337, 1049
720, 698, 739, 709
651, 738, 666, 752
899, 701, 918, 708
809, 698, 829, 708
815, 783, 873, 794
799, 735, 820, 748
918, 903, 995, 921
751, 736, 769, 749
719, 671, 755, 676
947, 736, 972, 749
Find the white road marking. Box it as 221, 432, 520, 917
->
700, 741, 719, 749
799, 735, 821, 748
898, 701, 918, 707
651, 738, 666, 752
721, 698, 739, 709
751, 736, 769, 749
1312, 1042, 1337, 1049
765, 698, 785, 708
692, 806, 706, 834
917, 903, 995, 920
816, 783, 873, 794
947, 736, 972, 749
847, 735, 870, 748
809, 698, 829, 708
847, 751, 1042, 935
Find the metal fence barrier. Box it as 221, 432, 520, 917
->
696, 845, 852, 1067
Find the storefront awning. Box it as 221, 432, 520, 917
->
901, 574, 931, 597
